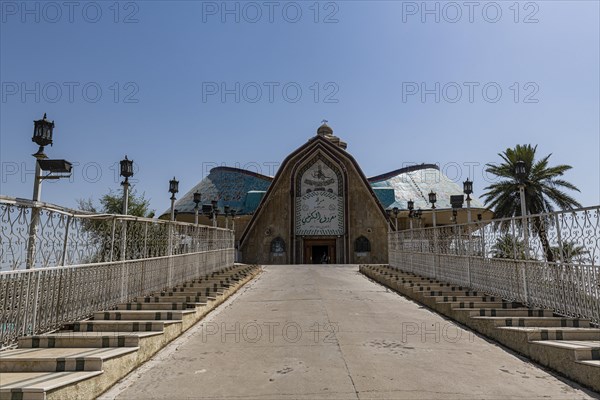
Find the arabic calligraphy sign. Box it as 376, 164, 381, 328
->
295, 158, 344, 235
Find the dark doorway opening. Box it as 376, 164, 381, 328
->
303, 239, 337, 264
312, 245, 329, 264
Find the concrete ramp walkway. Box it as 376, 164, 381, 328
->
103, 265, 596, 399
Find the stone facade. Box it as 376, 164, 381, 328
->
239, 125, 389, 264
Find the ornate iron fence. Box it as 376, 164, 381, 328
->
0, 197, 235, 347
389, 206, 600, 325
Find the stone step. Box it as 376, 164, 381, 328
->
471, 316, 591, 328
497, 327, 600, 341
360, 265, 600, 392
92, 310, 192, 321
17, 332, 154, 348
185, 274, 243, 282
432, 295, 503, 303
176, 279, 238, 289
0, 371, 104, 400
166, 285, 226, 293
531, 340, 600, 361
116, 302, 190, 311
73, 320, 175, 332
169, 284, 228, 293
453, 308, 554, 317
448, 301, 522, 309
410, 285, 468, 292
0, 347, 138, 372
0, 264, 260, 400
138, 295, 215, 303
162, 289, 225, 297
423, 290, 484, 297
387, 276, 441, 283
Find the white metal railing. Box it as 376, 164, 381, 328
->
389, 206, 600, 325
0, 197, 235, 348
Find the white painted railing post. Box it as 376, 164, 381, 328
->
60, 215, 71, 266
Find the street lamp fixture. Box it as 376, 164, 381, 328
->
169, 177, 179, 221
169, 177, 179, 198
428, 191, 437, 207
450, 195, 464, 224
428, 191, 437, 227
515, 160, 527, 182
463, 178, 473, 223
120, 156, 134, 215
202, 204, 213, 218
32, 113, 54, 158
407, 199, 415, 229
120, 156, 134, 180
193, 191, 202, 225
463, 178, 473, 198
37, 159, 72, 174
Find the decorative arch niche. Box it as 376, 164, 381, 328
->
270, 237, 286, 254
355, 236, 371, 253
294, 153, 345, 236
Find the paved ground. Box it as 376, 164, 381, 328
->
103, 265, 597, 400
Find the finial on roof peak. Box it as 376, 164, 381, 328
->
317, 120, 333, 136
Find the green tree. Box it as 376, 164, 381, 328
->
76, 189, 157, 262
78, 189, 155, 218
483, 144, 581, 262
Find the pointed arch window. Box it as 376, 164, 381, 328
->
355, 236, 371, 253
271, 237, 286, 254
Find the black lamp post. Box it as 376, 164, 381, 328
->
28, 114, 73, 269
450, 195, 464, 224
223, 205, 231, 229
428, 191, 437, 227
169, 177, 179, 221
415, 208, 423, 227
193, 191, 201, 225
392, 206, 399, 230
120, 156, 134, 215
407, 199, 415, 229
463, 178, 473, 223
230, 208, 237, 231
515, 160, 530, 259
515, 160, 527, 217
211, 200, 218, 228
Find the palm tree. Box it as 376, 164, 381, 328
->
483, 144, 581, 262
491, 234, 528, 260
550, 240, 590, 264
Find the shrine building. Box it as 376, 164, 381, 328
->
163, 123, 491, 264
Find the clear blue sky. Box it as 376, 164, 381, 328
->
1, 1, 598, 214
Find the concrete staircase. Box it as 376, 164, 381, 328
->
360, 264, 600, 393
0, 264, 261, 400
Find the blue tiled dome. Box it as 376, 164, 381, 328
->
170, 167, 272, 215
